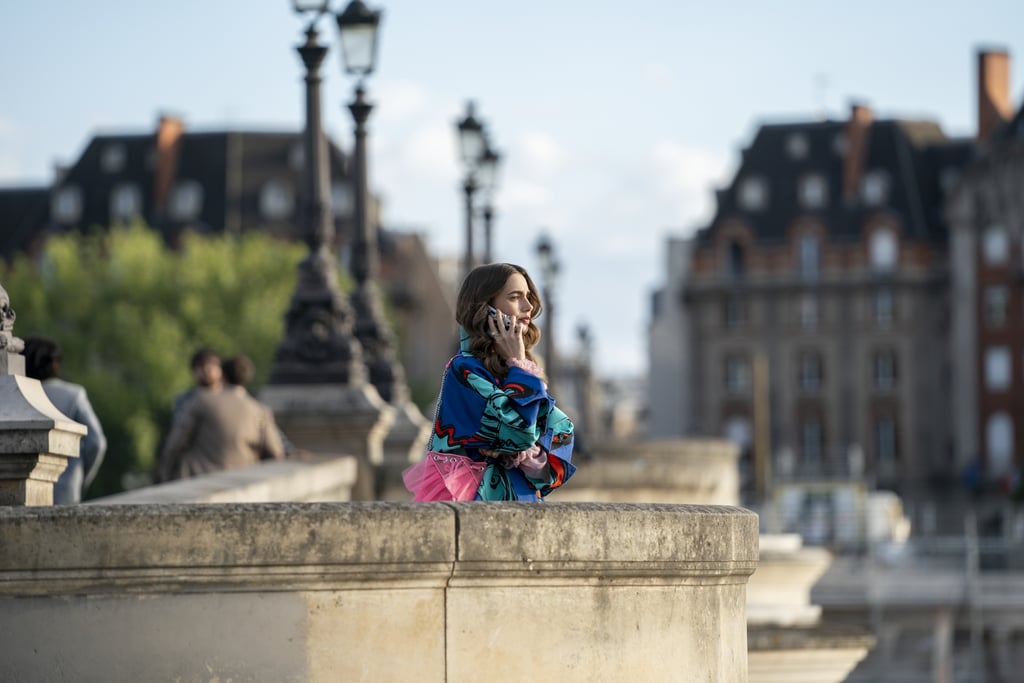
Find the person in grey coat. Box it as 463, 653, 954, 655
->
22, 336, 108, 504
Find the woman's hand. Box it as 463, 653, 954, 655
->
488, 311, 526, 362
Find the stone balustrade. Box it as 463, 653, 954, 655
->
0, 501, 758, 682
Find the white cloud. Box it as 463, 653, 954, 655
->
514, 131, 570, 178
374, 80, 431, 123
650, 140, 732, 228
642, 62, 675, 90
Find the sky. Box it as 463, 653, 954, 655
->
2, 1, 1024, 379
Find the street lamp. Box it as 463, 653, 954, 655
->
535, 232, 561, 390
456, 101, 486, 281
269, 1, 365, 385
476, 142, 501, 264
335, 0, 408, 406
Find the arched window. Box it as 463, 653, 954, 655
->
798, 234, 820, 279
725, 241, 746, 278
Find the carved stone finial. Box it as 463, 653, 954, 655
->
0, 282, 25, 355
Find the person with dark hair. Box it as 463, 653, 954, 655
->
172, 347, 224, 418
159, 350, 286, 481
222, 354, 306, 460
402, 263, 576, 501
22, 335, 107, 504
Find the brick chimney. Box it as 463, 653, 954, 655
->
978, 48, 1012, 140
842, 101, 873, 201
154, 115, 184, 211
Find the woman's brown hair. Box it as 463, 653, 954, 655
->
456, 263, 544, 379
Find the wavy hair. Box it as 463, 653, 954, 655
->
455, 263, 544, 379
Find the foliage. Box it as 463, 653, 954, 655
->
0, 223, 325, 498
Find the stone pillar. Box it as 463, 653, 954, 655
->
260, 383, 393, 501
0, 282, 85, 506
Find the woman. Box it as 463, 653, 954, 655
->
403, 263, 576, 501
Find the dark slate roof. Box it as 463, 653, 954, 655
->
0, 126, 354, 259
0, 187, 49, 260
700, 116, 977, 247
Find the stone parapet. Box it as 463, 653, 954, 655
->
0, 502, 758, 682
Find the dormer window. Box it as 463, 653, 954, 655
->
798, 174, 828, 210
52, 185, 83, 224
786, 133, 809, 160
862, 170, 890, 207
101, 144, 126, 173
110, 183, 142, 222
869, 227, 898, 272
738, 177, 767, 211
260, 180, 295, 220
982, 224, 1009, 265
169, 180, 203, 221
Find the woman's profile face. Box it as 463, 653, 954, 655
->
489, 272, 534, 328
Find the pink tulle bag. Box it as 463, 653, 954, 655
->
402, 451, 487, 502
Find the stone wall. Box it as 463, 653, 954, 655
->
0, 502, 758, 682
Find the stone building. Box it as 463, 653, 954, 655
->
648, 52, 1019, 513
948, 48, 1024, 489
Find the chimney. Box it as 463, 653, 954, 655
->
154, 114, 184, 211
978, 48, 1012, 140
842, 101, 873, 201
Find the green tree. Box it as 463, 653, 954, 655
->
0, 224, 334, 497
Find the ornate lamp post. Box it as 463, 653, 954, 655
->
268, 0, 365, 386
456, 101, 486, 281
476, 142, 501, 264
334, 0, 407, 407
535, 232, 561, 390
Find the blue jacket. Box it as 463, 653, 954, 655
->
427, 334, 576, 501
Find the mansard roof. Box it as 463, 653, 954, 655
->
0, 124, 354, 260
698, 114, 977, 248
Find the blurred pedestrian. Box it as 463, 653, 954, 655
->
222, 354, 308, 460
23, 336, 107, 504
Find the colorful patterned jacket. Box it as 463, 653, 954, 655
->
426, 333, 576, 501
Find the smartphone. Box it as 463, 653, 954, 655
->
487, 305, 513, 332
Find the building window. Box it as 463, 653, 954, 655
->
725, 241, 746, 278
786, 133, 809, 160
797, 234, 820, 280
51, 185, 83, 224
260, 180, 295, 220
798, 174, 828, 210
986, 412, 1014, 477
801, 419, 823, 469
862, 170, 890, 207
874, 351, 897, 391
984, 286, 1009, 328
723, 296, 746, 329
799, 295, 818, 330
101, 143, 126, 173
110, 183, 142, 222
724, 357, 751, 395
873, 288, 894, 326
982, 225, 1010, 266
331, 181, 354, 218
738, 177, 768, 211
289, 142, 305, 171
876, 418, 897, 474
798, 352, 823, 392
169, 180, 203, 222
985, 346, 1012, 391
869, 228, 898, 272
940, 167, 961, 193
